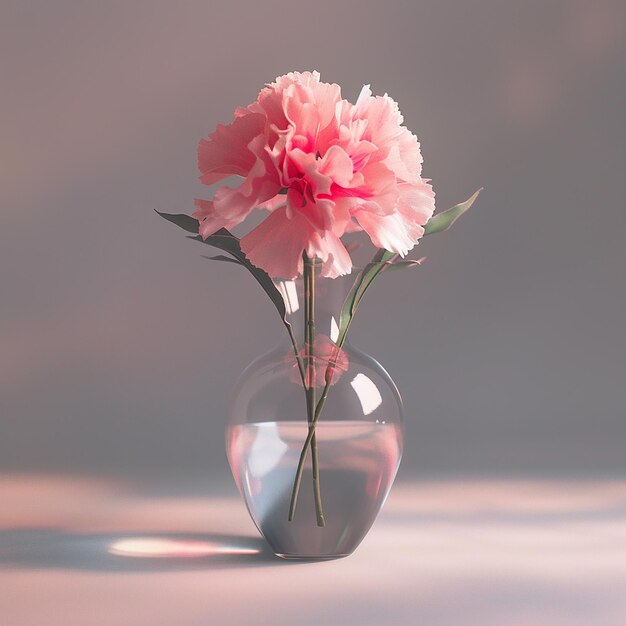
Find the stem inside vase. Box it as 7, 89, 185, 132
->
288, 253, 325, 526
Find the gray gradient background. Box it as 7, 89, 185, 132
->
1, 0, 625, 481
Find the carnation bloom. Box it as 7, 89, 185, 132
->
193, 71, 435, 279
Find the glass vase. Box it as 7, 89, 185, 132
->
226, 264, 403, 559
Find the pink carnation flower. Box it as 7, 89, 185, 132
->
193, 71, 435, 279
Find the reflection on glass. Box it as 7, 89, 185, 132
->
350, 373, 383, 416
330, 315, 340, 342
276, 280, 299, 314
248, 421, 288, 478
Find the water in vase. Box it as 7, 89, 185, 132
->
227, 419, 402, 558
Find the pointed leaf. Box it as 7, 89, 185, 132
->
155, 210, 199, 234
381, 257, 426, 272
188, 234, 289, 320
423, 188, 482, 236
156, 209, 297, 346
351, 249, 397, 314
335, 249, 397, 348
201, 254, 243, 265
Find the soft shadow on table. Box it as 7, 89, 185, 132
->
0, 528, 297, 572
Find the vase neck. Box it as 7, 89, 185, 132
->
275, 272, 353, 345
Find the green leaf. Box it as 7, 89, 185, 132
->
188, 232, 304, 374
155, 210, 200, 234
335, 249, 397, 348
187, 233, 287, 316
381, 257, 426, 272
334, 189, 481, 346
423, 188, 482, 237
201, 254, 243, 265
156, 210, 297, 345
351, 250, 397, 313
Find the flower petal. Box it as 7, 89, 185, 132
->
209, 135, 282, 231
355, 84, 372, 108
353, 202, 416, 256
240, 206, 313, 279
198, 113, 265, 185
192, 199, 241, 237
396, 180, 436, 240
306, 230, 353, 278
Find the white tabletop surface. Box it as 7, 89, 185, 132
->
1, 475, 626, 626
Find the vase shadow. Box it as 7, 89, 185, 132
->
0, 528, 294, 572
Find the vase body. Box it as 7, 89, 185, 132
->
226, 271, 403, 559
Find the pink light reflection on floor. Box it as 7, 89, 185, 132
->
108, 537, 259, 558
3, 475, 626, 625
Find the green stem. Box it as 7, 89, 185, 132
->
296, 339, 344, 473
306, 257, 324, 527
286, 324, 306, 385
289, 243, 387, 524
288, 254, 325, 526
286, 315, 354, 520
